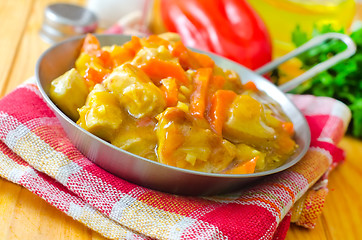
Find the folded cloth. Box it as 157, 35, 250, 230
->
0, 79, 351, 240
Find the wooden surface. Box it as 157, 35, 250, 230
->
0, 0, 361, 239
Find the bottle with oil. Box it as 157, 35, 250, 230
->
248, 0, 356, 58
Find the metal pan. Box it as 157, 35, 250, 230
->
35, 33, 355, 195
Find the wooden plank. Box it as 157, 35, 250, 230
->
3, 182, 93, 240
0, 179, 23, 240
3, 0, 85, 95
0, 0, 107, 238
0, 0, 34, 96
286, 218, 327, 240
0, 179, 109, 239
286, 136, 362, 239
321, 136, 362, 240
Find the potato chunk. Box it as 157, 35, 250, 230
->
77, 84, 123, 142
49, 68, 89, 121
103, 63, 166, 118
131, 45, 178, 67
111, 116, 158, 161
223, 94, 296, 170
156, 107, 235, 173
223, 94, 275, 142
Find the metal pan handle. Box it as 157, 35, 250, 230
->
255, 32, 357, 92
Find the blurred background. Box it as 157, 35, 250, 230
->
83, 0, 361, 138
37, 0, 362, 139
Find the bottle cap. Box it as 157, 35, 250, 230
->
40, 3, 98, 44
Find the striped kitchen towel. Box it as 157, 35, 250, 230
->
0, 80, 351, 240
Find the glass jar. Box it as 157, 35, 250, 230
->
248, 0, 356, 58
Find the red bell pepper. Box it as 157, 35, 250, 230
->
160, 0, 272, 70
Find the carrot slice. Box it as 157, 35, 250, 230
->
243, 81, 258, 91
161, 77, 179, 107
171, 41, 188, 57
111, 36, 142, 67
190, 51, 214, 68
84, 67, 109, 88
224, 156, 259, 174
81, 34, 101, 55
96, 50, 113, 69
210, 75, 226, 90
81, 34, 115, 69
282, 121, 294, 136
208, 89, 237, 135
190, 68, 213, 118
205, 75, 226, 113
145, 35, 170, 48
171, 41, 215, 69
123, 36, 142, 54
139, 58, 189, 85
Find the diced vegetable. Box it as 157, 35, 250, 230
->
160, 77, 179, 107
190, 68, 213, 118
224, 156, 258, 174
141, 35, 171, 48
243, 81, 258, 92
49, 68, 89, 121
223, 94, 275, 140
84, 66, 110, 88
156, 108, 186, 166
112, 115, 158, 161
77, 84, 123, 142
235, 143, 265, 171
171, 41, 214, 70
213, 66, 243, 93
138, 57, 189, 85
109, 36, 142, 68
75, 52, 102, 76
208, 90, 237, 135
103, 63, 166, 118
190, 51, 215, 68
281, 121, 294, 136
156, 107, 235, 172
81, 33, 101, 55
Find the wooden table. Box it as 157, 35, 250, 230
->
0, 0, 361, 239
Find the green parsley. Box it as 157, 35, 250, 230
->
289, 25, 362, 138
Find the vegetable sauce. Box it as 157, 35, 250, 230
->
49, 33, 298, 174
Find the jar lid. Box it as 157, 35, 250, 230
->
40, 3, 98, 44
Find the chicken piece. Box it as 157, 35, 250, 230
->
223, 94, 275, 145
103, 63, 166, 118
131, 45, 177, 67
156, 107, 235, 173
50, 68, 89, 121
111, 116, 158, 161
77, 84, 123, 142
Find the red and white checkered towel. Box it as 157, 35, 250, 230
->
0, 79, 351, 239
